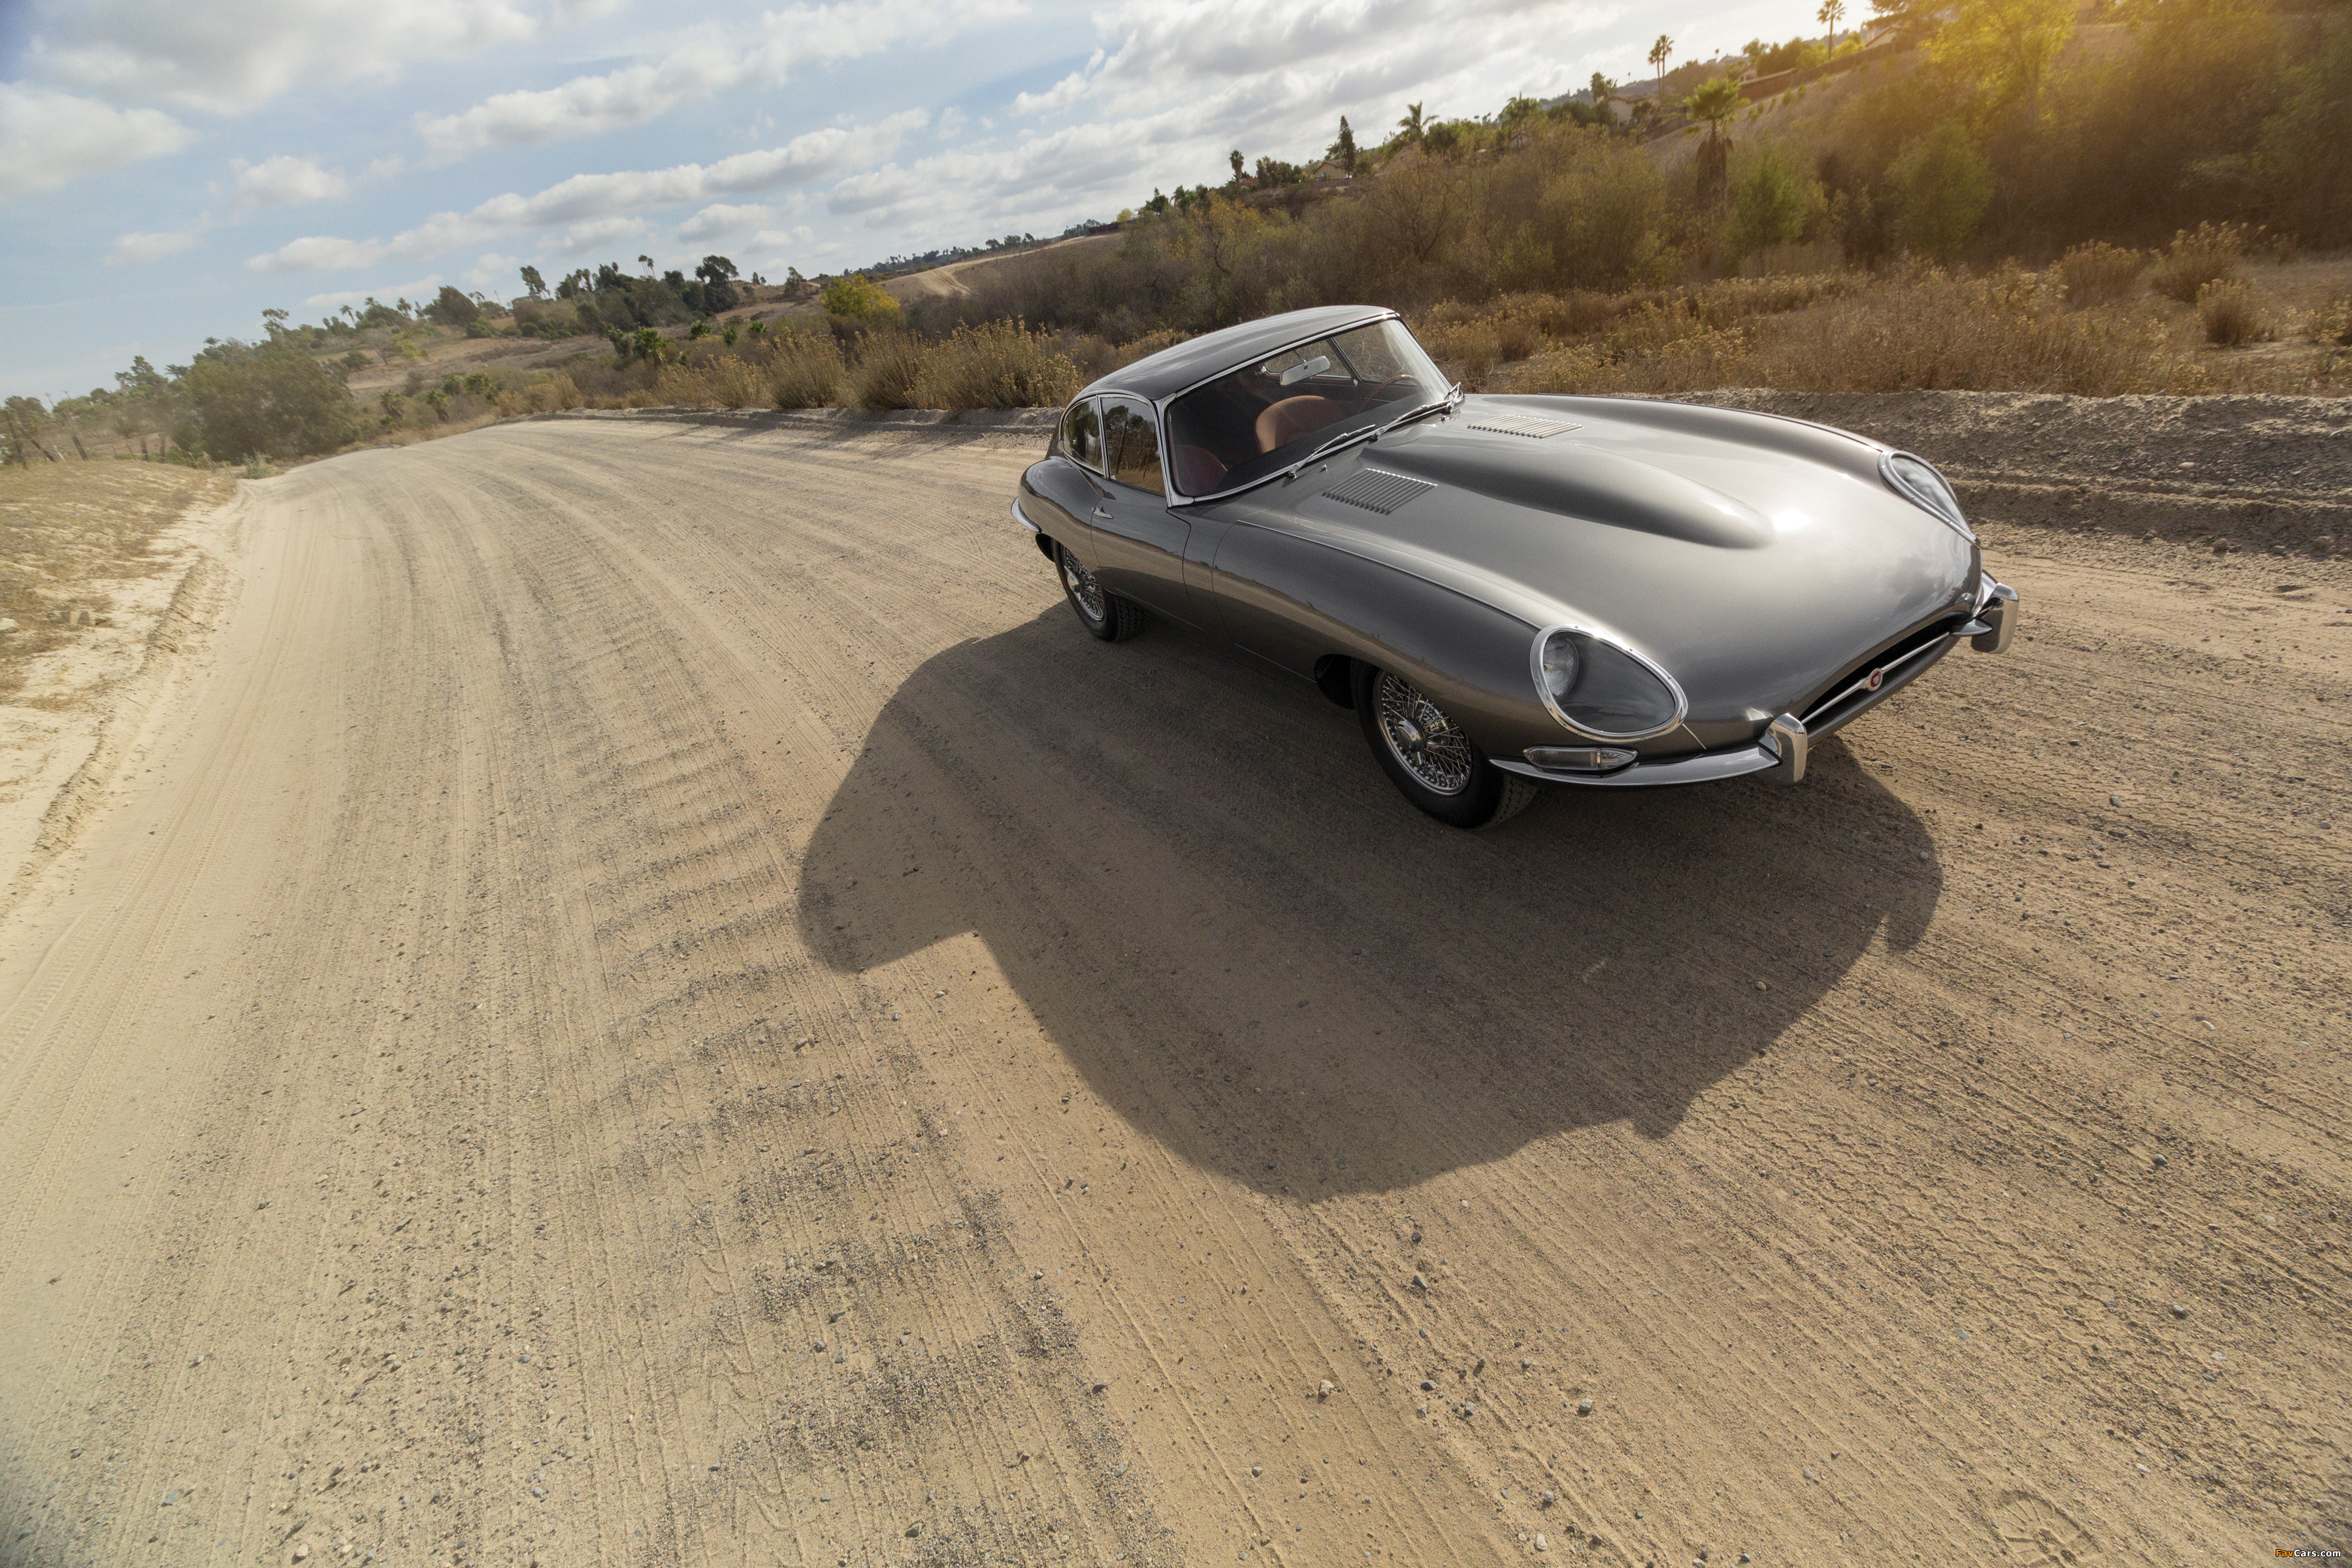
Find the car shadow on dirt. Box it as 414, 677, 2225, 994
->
796, 606, 1940, 1196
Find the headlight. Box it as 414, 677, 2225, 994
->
1529, 625, 1686, 741
1882, 451, 1974, 542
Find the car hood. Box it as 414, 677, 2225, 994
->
1218, 393, 1982, 724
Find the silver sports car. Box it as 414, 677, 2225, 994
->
1011, 304, 2017, 828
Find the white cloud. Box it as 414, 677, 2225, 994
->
550, 216, 649, 255
937, 106, 968, 141
676, 203, 777, 242
28, 0, 541, 116
1011, 70, 1090, 117
246, 112, 925, 272
414, 0, 1024, 161
463, 253, 525, 291
231, 153, 348, 210
300, 275, 445, 310
0, 84, 193, 204
108, 220, 210, 265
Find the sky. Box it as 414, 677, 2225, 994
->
0, 0, 1831, 399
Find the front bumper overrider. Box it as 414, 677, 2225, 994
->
1494, 574, 2018, 789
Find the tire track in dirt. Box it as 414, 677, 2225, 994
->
0, 414, 2343, 1567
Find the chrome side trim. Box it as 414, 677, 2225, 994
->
1495, 743, 1781, 789
1010, 497, 1039, 533
1527, 621, 1690, 743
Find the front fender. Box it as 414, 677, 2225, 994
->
1210, 522, 1560, 758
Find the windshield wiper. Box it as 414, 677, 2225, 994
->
1375, 380, 1463, 438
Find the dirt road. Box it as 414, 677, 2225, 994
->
0, 412, 2344, 1567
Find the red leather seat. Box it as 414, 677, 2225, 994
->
1175, 445, 1228, 494
1254, 395, 1341, 454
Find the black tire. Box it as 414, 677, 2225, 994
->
1352, 662, 1538, 830
1057, 543, 1143, 643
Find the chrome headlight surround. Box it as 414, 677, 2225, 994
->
1529, 623, 1688, 742
1882, 450, 1974, 542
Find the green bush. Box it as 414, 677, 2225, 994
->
1725, 146, 1814, 260
184, 345, 365, 461
823, 274, 902, 324
1890, 123, 1992, 259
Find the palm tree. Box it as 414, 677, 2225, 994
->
1396, 102, 1426, 143
1648, 34, 1674, 79
1684, 73, 1744, 197
1818, 0, 1846, 52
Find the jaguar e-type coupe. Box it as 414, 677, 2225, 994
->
1010, 304, 2017, 828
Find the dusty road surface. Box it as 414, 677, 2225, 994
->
0, 410, 2345, 1568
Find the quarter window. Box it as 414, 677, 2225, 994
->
1062, 399, 1104, 470
1103, 399, 1164, 494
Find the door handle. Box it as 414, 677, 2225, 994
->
1092, 507, 1111, 520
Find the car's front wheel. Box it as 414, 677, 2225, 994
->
1353, 663, 1537, 830
1058, 543, 1141, 642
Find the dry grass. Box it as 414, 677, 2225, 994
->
768, 333, 849, 408
849, 330, 930, 411
0, 460, 233, 702
909, 321, 1081, 410
2149, 222, 2247, 304
2056, 242, 2148, 308
2197, 279, 2274, 346
1497, 263, 2347, 399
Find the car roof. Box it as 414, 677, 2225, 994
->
1075, 304, 1394, 404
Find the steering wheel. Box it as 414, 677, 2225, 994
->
1354, 374, 1410, 416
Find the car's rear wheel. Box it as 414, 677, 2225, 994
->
1353, 663, 1537, 830
1058, 543, 1141, 642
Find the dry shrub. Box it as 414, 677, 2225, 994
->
489, 373, 582, 417
1684, 273, 1862, 328
1601, 299, 1721, 358
1748, 272, 2159, 394
851, 329, 929, 410
649, 356, 768, 408
911, 320, 1081, 408
2312, 294, 2352, 347
2055, 242, 2147, 308
1507, 343, 1624, 395
2196, 278, 2272, 346
768, 331, 848, 408
1109, 328, 1188, 368
2149, 221, 2246, 304
1414, 318, 1503, 387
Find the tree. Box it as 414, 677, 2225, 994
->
1727, 144, 1815, 255
423, 285, 483, 331
182, 344, 365, 461
637, 253, 656, 275
1819, 0, 1846, 52
1891, 122, 1993, 256
694, 254, 740, 313
1328, 114, 1358, 172
1686, 74, 1745, 197
1929, 0, 2075, 118
1649, 34, 1674, 78
1229, 148, 1245, 182
1396, 102, 1426, 144
519, 265, 547, 298
1590, 72, 1618, 116
821, 272, 902, 323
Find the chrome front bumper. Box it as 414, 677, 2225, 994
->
1496, 575, 2018, 790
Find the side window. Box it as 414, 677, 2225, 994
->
1103, 399, 1164, 494
1062, 400, 1103, 470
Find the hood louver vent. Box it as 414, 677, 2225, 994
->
1466, 414, 1580, 439
1323, 469, 1436, 515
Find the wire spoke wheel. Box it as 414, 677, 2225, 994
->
1375, 672, 1475, 796
1060, 546, 1106, 625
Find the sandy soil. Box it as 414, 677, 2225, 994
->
0, 406, 2344, 1567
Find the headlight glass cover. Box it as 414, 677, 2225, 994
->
1882, 451, 1974, 542
1529, 625, 1686, 741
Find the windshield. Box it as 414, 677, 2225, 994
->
1164, 318, 1446, 498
